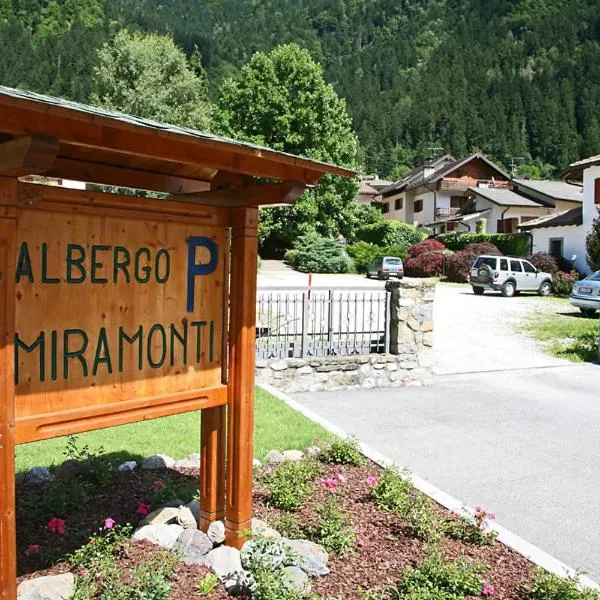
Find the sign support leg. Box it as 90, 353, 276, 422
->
199, 405, 226, 529
225, 207, 258, 547
0, 178, 17, 600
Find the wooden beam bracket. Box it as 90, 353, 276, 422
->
0, 135, 59, 177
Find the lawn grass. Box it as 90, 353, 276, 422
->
15, 386, 329, 473
522, 300, 599, 362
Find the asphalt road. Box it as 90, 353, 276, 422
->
291, 364, 600, 579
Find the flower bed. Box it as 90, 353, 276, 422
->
15, 439, 598, 600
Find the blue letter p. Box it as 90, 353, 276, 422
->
187, 236, 219, 312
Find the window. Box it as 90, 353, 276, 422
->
549, 238, 564, 259
499, 258, 508, 271
395, 198, 403, 210
497, 218, 518, 233
523, 261, 536, 273
381, 202, 389, 214
595, 178, 600, 205
450, 196, 466, 209
474, 257, 497, 269
414, 199, 423, 213
510, 260, 522, 272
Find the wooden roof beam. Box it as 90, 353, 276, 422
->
0, 135, 58, 176
178, 181, 306, 208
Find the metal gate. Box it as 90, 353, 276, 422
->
256, 287, 390, 359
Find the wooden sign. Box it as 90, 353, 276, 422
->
14, 208, 228, 443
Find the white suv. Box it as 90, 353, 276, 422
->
469, 255, 553, 297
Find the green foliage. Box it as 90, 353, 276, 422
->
586, 207, 600, 272
437, 233, 531, 256
309, 495, 357, 555
267, 459, 323, 511
92, 30, 211, 130
399, 551, 489, 600
442, 514, 496, 546
528, 568, 600, 600
63, 435, 113, 485
286, 233, 353, 274
346, 242, 408, 272
552, 271, 578, 297
196, 574, 219, 596
356, 221, 424, 253
555, 330, 599, 363
320, 437, 365, 466
273, 513, 304, 539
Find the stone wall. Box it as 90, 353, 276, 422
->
255, 278, 436, 393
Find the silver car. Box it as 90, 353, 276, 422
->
570, 270, 600, 317
366, 256, 404, 280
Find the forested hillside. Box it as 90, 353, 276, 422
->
1, 0, 599, 176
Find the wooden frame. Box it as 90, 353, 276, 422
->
0, 86, 353, 598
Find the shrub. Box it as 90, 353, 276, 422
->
552, 271, 578, 297
404, 252, 445, 277
442, 506, 497, 546
529, 568, 600, 600
287, 233, 353, 273
357, 220, 424, 252
371, 468, 415, 513
309, 495, 357, 555
399, 551, 490, 600
445, 242, 501, 283
438, 232, 531, 256
346, 241, 382, 272
267, 459, 323, 511
320, 437, 365, 466
586, 206, 600, 272
407, 238, 446, 258
283, 248, 299, 266
527, 252, 559, 274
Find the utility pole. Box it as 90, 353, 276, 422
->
509, 156, 525, 178
427, 146, 444, 160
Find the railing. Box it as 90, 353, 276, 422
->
435, 207, 462, 218
256, 287, 390, 359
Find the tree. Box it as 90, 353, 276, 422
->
586, 207, 600, 272
91, 30, 211, 130
215, 43, 359, 255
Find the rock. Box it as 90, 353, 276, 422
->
173, 529, 213, 564
253, 458, 262, 469
55, 459, 84, 480
133, 524, 183, 549
282, 566, 311, 597
175, 453, 201, 469
284, 539, 329, 577
117, 461, 137, 471
187, 499, 200, 522
207, 520, 226, 544
177, 506, 197, 529
205, 546, 242, 580
15, 472, 25, 486
223, 570, 252, 596
17, 573, 75, 600
140, 507, 179, 526
304, 446, 322, 457
24, 467, 53, 485
282, 450, 304, 462
141, 454, 175, 470
265, 450, 285, 465
269, 360, 288, 371
252, 518, 281, 539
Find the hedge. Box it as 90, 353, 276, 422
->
437, 232, 531, 256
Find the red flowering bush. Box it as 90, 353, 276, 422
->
526, 252, 559, 275
407, 238, 446, 258
552, 271, 577, 296
445, 242, 501, 283
404, 252, 445, 277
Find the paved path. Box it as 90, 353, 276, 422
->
291, 364, 600, 579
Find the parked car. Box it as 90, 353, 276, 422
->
366, 256, 404, 280
468, 255, 553, 297
569, 270, 600, 317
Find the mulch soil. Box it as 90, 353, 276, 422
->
16, 459, 534, 599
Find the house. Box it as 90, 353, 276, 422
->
377, 153, 511, 230
356, 175, 392, 205
519, 156, 600, 274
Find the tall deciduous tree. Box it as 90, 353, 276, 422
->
215, 43, 359, 255
92, 30, 211, 130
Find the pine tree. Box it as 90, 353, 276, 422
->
586, 207, 600, 272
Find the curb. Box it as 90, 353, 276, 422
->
259, 382, 599, 591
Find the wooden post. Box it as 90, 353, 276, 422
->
199, 406, 226, 528
0, 178, 17, 600
225, 207, 258, 547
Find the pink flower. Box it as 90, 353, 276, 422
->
47, 517, 65, 535
152, 480, 165, 491
336, 473, 346, 483
104, 518, 116, 529
366, 476, 378, 487
482, 582, 495, 596
25, 544, 40, 556
357, 538, 365, 547
321, 478, 338, 493
136, 501, 151, 516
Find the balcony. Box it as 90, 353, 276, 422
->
439, 178, 510, 192
435, 207, 461, 218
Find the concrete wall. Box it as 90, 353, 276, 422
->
255, 278, 436, 392
530, 225, 586, 273
473, 199, 551, 233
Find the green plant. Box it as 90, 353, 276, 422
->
553, 271, 578, 296
320, 437, 365, 466
309, 495, 357, 555
438, 232, 531, 256
398, 550, 489, 600
283, 248, 300, 266
586, 206, 600, 272
196, 574, 219, 596
356, 220, 424, 253
346, 241, 383, 272
371, 468, 415, 512
267, 459, 323, 511
288, 233, 353, 273
273, 513, 304, 539
529, 568, 600, 600
18, 478, 89, 521
63, 435, 113, 485
442, 510, 497, 546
